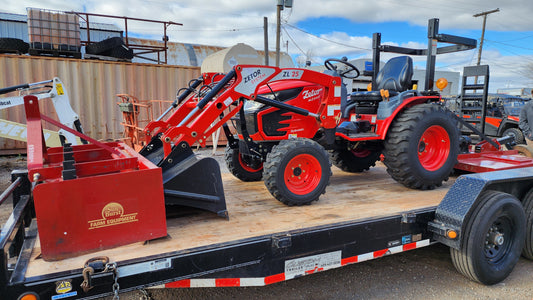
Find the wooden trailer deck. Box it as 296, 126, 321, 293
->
25, 162, 454, 278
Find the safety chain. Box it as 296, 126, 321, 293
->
79, 257, 120, 299
107, 262, 120, 300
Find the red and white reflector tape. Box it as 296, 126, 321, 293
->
150, 239, 430, 288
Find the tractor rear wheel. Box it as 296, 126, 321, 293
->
329, 146, 380, 173
263, 138, 331, 206
224, 146, 263, 182
383, 103, 459, 190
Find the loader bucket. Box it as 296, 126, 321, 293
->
157, 141, 228, 218
139, 135, 165, 165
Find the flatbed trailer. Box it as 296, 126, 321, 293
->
2, 161, 533, 299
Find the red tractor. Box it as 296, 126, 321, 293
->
139, 18, 477, 215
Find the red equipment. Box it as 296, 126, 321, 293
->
139, 19, 478, 211
24, 95, 167, 261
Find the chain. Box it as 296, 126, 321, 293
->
106, 262, 120, 300
139, 289, 151, 300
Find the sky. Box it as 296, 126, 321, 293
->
3, 0, 533, 93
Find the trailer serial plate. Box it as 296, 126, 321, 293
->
119, 258, 172, 277
285, 251, 341, 279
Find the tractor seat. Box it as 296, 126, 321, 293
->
343, 56, 413, 116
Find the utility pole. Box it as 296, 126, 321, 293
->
276, 0, 293, 67
474, 8, 500, 66
264, 17, 269, 65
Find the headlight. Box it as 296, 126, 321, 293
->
243, 100, 265, 112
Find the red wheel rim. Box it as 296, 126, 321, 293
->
283, 154, 322, 195
418, 125, 450, 171
238, 154, 263, 172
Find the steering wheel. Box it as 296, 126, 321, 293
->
324, 58, 360, 79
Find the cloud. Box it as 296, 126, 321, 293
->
2, 0, 532, 91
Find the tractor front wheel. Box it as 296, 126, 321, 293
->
383, 103, 459, 190
263, 139, 331, 206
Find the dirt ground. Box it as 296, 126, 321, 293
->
2, 153, 533, 300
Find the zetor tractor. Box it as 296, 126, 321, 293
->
140, 18, 477, 215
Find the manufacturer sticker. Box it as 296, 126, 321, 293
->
327, 105, 340, 116
387, 239, 401, 247
55, 280, 72, 294
270, 69, 304, 81
402, 235, 412, 244
51, 291, 77, 300
56, 83, 65, 95
285, 251, 341, 279
88, 202, 138, 230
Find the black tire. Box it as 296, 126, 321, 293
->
450, 191, 525, 285
224, 146, 263, 182
86, 37, 124, 55
502, 127, 525, 145
109, 44, 134, 59
329, 146, 380, 173
0, 38, 29, 53
263, 139, 331, 206
383, 103, 459, 190
521, 188, 533, 260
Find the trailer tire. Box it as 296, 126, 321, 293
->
450, 191, 525, 285
263, 138, 331, 206
383, 103, 459, 189
503, 127, 525, 145
329, 147, 380, 173
0, 38, 29, 53
521, 188, 533, 260
224, 146, 263, 182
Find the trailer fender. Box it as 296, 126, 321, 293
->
428, 167, 533, 249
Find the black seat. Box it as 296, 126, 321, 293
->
343, 56, 413, 116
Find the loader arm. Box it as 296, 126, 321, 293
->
156, 65, 343, 157
0, 77, 84, 145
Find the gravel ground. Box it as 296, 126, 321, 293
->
2, 152, 533, 300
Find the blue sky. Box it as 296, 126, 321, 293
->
2, 0, 533, 92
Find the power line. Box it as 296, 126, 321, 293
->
284, 23, 371, 51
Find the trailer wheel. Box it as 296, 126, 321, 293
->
329, 146, 380, 173
224, 146, 263, 182
383, 103, 459, 189
263, 138, 331, 206
503, 127, 525, 145
521, 188, 533, 260
450, 191, 525, 285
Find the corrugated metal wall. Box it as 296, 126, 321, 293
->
0, 54, 200, 150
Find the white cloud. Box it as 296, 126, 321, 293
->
2, 0, 532, 91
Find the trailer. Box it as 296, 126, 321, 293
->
1, 153, 533, 299
2, 17, 533, 299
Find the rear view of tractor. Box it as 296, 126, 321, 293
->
139, 18, 477, 212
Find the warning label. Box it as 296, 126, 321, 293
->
285, 250, 341, 279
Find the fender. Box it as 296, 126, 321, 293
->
428, 167, 533, 249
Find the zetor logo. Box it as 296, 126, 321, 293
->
302, 88, 322, 100
88, 202, 138, 230
244, 69, 262, 83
